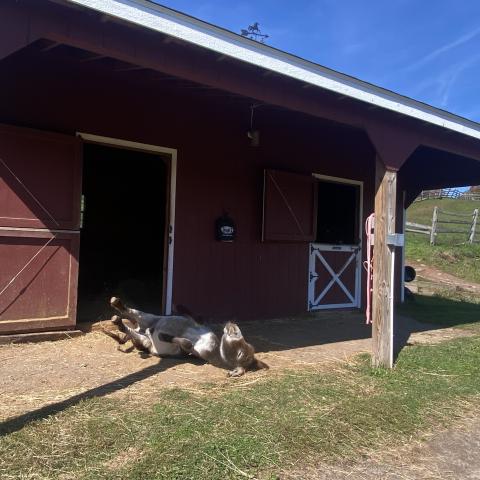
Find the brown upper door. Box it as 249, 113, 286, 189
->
262, 169, 317, 242
0, 124, 81, 333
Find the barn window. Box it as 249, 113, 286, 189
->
262, 169, 317, 242
315, 179, 360, 245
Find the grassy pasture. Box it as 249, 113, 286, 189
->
406, 199, 480, 283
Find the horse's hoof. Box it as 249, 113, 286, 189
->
110, 297, 125, 311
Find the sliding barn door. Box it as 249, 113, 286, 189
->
0, 125, 81, 333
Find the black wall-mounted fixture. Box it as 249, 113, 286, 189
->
215, 213, 236, 242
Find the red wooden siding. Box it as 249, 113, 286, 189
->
0, 39, 378, 322
263, 169, 317, 242
0, 125, 81, 333
0, 2, 478, 332
0, 125, 81, 229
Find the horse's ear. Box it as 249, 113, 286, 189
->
252, 358, 269, 370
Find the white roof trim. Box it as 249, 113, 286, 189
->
65, 0, 480, 141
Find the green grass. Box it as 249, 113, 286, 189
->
2, 334, 480, 479
399, 293, 480, 327
407, 198, 478, 227
406, 234, 480, 283
406, 199, 480, 283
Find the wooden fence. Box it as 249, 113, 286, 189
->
415, 189, 480, 202
462, 192, 480, 201
406, 206, 479, 245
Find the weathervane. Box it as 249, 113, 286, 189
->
240, 22, 269, 43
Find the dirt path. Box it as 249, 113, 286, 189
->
286, 411, 480, 479
0, 312, 474, 425
0, 313, 374, 422
407, 259, 480, 296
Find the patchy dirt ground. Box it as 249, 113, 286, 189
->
0, 311, 474, 423
285, 408, 480, 480
0, 313, 369, 421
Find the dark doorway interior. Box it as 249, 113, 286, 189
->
315, 180, 360, 244
77, 143, 169, 322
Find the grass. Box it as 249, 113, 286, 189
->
399, 292, 480, 327
406, 235, 480, 283
407, 198, 478, 227
406, 199, 480, 283
2, 331, 480, 479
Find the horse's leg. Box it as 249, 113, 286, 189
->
147, 329, 185, 357
110, 297, 205, 340
109, 297, 157, 328
102, 326, 129, 345
171, 337, 194, 354
113, 317, 153, 352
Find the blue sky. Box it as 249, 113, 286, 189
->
156, 0, 480, 122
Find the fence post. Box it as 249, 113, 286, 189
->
469, 209, 479, 244
430, 206, 438, 245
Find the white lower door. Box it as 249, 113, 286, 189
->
308, 243, 361, 310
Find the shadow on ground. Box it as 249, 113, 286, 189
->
239, 295, 479, 362
398, 293, 480, 327
0, 356, 204, 436
395, 293, 480, 358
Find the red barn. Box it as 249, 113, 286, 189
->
1, 0, 480, 367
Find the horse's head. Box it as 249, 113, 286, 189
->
221, 321, 269, 377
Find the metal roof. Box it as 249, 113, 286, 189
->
65, 0, 480, 141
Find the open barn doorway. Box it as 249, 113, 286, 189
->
77, 138, 175, 323
308, 175, 363, 310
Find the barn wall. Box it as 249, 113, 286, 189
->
0, 47, 376, 321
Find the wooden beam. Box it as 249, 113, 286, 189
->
40, 41, 61, 52
0, 3, 38, 61
366, 122, 420, 170
372, 156, 397, 368
114, 64, 146, 72
79, 54, 106, 63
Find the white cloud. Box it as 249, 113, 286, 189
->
408, 54, 480, 109
403, 26, 480, 73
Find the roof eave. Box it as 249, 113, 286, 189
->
64, 0, 480, 141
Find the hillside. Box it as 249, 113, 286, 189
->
405, 199, 480, 284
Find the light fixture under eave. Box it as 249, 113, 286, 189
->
247, 104, 263, 147
247, 129, 260, 147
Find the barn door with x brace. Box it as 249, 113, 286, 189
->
0, 124, 81, 333
308, 244, 361, 310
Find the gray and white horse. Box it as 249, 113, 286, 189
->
108, 297, 268, 377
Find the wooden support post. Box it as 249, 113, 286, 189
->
469, 209, 479, 244
430, 206, 438, 245
400, 192, 406, 303
372, 157, 397, 368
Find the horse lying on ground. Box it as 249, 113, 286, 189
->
106, 297, 269, 377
